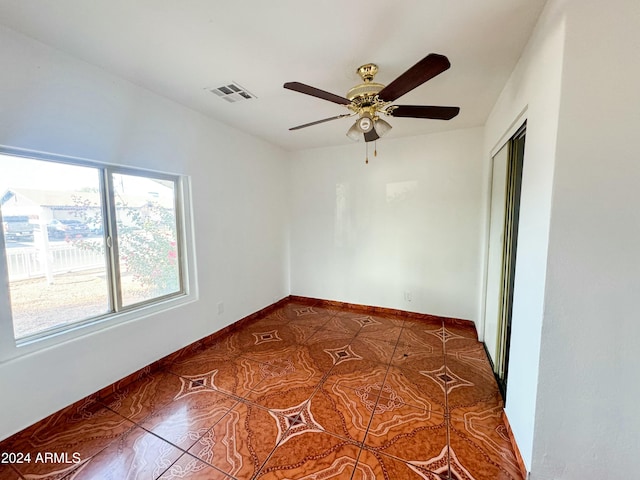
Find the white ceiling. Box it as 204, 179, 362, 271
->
0, 0, 547, 151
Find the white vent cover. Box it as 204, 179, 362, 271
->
208, 82, 256, 102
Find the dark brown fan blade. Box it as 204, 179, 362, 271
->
364, 129, 379, 142
284, 82, 351, 105
289, 114, 353, 131
377, 54, 451, 102
390, 105, 460, 120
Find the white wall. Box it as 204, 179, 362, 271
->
531, 0, 640, 478
0, 26, 290, 440
482, 1, 566, 470
290, 128, 484, 322
486, 0, 640, 476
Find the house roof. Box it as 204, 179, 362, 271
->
1, 188, 174, 210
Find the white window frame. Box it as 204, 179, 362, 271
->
0, 146, 198, 362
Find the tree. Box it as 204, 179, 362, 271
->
72, 197, 179, 297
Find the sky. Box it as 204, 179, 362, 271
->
0, 153, 174, 200
0, 153, 99, 193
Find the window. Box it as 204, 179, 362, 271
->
0, 148, 193, 349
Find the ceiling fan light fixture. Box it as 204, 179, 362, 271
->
374, 118, 392, 137
346, 122, 362, 141
356, 115, 374, 133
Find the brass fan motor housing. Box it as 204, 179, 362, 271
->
346, 63, 385, 102
346, 63, 394, 118
346, 82, 385, 101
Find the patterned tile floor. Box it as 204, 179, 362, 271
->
0, 300, 524, 479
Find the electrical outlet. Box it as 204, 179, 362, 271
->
217, 302, 224, 314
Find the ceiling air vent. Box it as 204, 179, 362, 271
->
208, 82, 256, 103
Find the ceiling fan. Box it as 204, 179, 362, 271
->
284, 53, 460, 143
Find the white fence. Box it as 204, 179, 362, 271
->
6, 244, 105, 281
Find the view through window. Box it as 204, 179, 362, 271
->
0, 152, 183, 340
112, 172, 181, 307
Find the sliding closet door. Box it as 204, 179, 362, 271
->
483, 124, 525, 397
484, 144, 509, 368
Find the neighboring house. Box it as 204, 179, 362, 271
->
1, 185, 174, 224
1, 188, 101, 222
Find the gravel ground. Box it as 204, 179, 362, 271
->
9, 269, 149, 338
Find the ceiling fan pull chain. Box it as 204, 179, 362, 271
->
365, 142, 369, 164
374, 141, 377, 157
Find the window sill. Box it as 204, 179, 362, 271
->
1, 291, 198, 363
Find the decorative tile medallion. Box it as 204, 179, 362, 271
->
175, 370, 219, 399
419, 365, 474, 395
407, 444, 480, 480
369, 384, 405, 414
426, 326, 466, 343
270, 400, 324, 446
354, 383, 404, 414
323, 345, 363, 365
352, 316, 382, 328
354, 383, 383, 412
259, 358, 296, 378
252, 330, 282, 345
